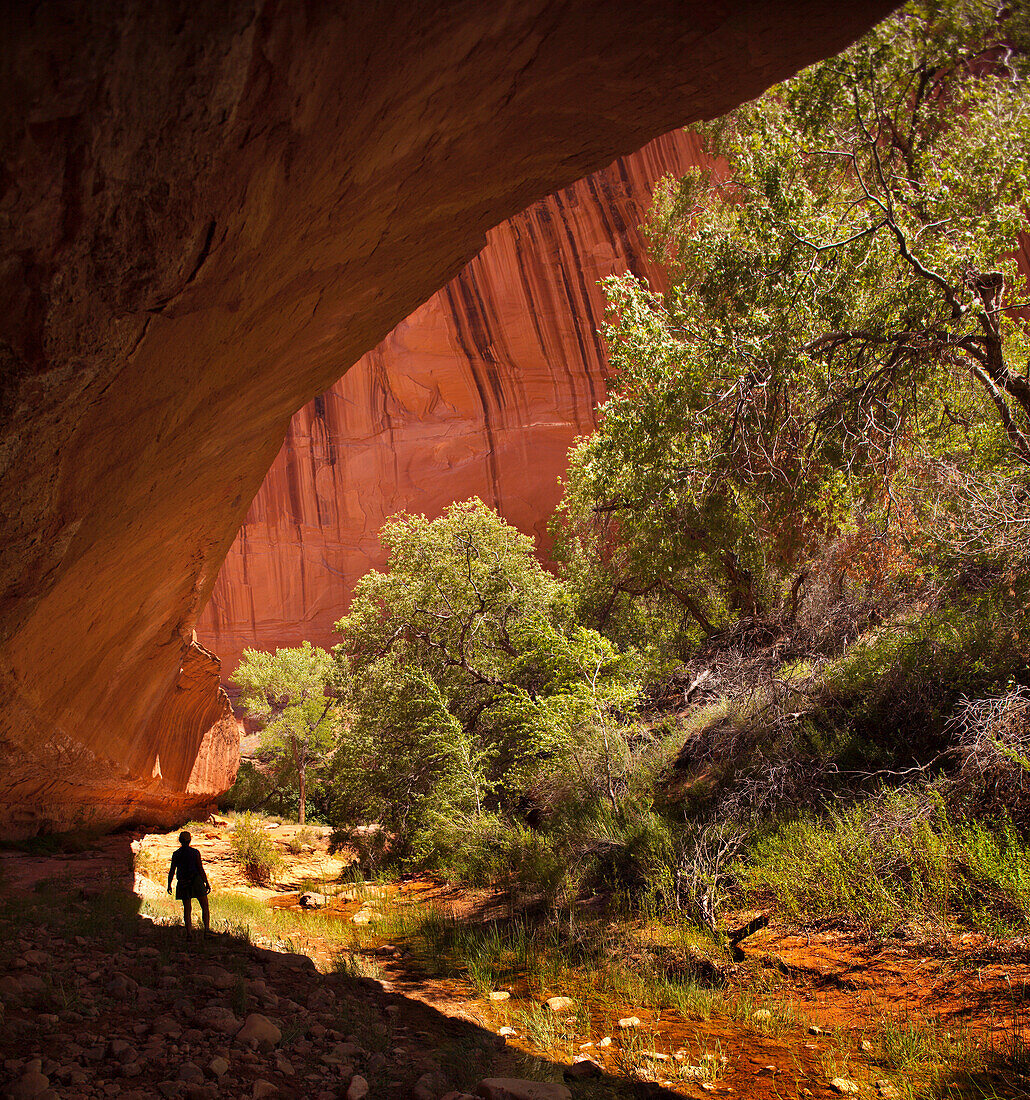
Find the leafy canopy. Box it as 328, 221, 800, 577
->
330, 499, 642, 858
231, 641, 340, 824
557, 0, 1030, 651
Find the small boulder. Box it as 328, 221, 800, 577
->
299, 892, 327, 910
346, 1075, 370, 1100
105, 973, 139, 1000
563, 1060, 602, 1081
498, 1027, 517, 1038
488, 991, 510, 1002
597, 1037, 612, 1048
208, 1056, 229, 1078
617, 1017, 641, 1030
178, 1063, 204, 1086
831, 1079, 860, 1096
252, 1081, 278, 1099
544, 996, 575, 1013
5, 1070, 50, 1099
237, 1013, 282, 1050
197, 1006, 240, 1035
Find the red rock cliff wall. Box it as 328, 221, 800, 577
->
196, 131, 712, 674
0, 1, 894, 835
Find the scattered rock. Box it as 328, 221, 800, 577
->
299, 892, 327, 910
808, 1025, 824, 1035
351, 910, 372, 925
178, 1063, 204, 1086
237, 1013, 282, 1051
346, 1075, 370, 1100
544, 996, 575, 1013
488, 991, 510, 1002
252, 1081, 278, 1098
563, 1059, 602, 1080
5, 1070, 50, 1099
476, 1081, 572, 1100
597, 1037, 612, 1048
208, 1056, 229, 1078
413, 1071, 449, 1100
498, 1027, 517, 1038
105, 973, 139, 1000
639, 1051, 670, 1062
752, 1009, 772, 1022
196, 1006, 240, 1035
860, 1040, 874, 1054
831, 1079, 860, 1095
876, 1082, 899, 1099
617, 1017, 641, 1030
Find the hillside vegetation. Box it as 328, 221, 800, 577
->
228, 0, 1030, 943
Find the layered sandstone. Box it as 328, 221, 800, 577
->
197, 130, 713, 673
0, 0, 893, 834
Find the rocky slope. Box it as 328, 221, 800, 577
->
0, 0, 894, 835
196, 130, 713, 675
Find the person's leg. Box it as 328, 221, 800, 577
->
198, 891, 210, 933
182, 896, 193, 937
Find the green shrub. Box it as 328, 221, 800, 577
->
229, 813, 285, 885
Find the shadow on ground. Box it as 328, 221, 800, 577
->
0, 835, 684, 1100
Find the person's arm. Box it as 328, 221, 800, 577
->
198, 852, 211, 892
167, 849, 178, 894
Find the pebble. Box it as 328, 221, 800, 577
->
831, 1079, 860, 1095
237, 1013, 282, 1050
346, 1075, 370, 1100
252, 1081, 278, 1098
617, 1017, 641, 1030
488, 991, 510, 1002
544, 996, 575, 1013
563, 1059, 602, 1080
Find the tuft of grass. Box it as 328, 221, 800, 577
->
229, 813, 285, 885
740, 788, 1030, 932
286, 826, 317, 856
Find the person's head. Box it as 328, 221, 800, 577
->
178, 830, 191, 847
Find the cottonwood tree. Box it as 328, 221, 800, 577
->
557, 0, 1030, 651
232, 641, 340, 825
329, 499, 641, 856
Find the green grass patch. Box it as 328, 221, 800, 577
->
739, 788, 1030, 932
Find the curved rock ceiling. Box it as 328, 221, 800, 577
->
0, 0, 893, 835
196, 130, 714, 676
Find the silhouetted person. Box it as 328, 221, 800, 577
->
167, 830, 211, 938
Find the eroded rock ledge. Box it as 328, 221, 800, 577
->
0, 0, 893, 834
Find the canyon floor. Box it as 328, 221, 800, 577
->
1, 819, 1027, 1100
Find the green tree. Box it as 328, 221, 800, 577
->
557, 0, 1030, 651
231, 642, 340, 825
330, 499, 642, 858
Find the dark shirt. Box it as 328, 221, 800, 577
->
169, 845, 207, 888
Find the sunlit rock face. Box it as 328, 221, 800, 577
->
0, 0, 893, 835
196, 131, 713, 675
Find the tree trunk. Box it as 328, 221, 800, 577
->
298, 763, 306, 826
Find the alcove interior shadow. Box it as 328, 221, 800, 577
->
0, 837, 687, 1100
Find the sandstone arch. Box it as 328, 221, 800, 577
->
0, 0, 893, 834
